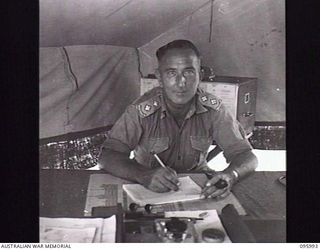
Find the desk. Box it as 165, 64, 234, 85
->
40, 170, 286, 242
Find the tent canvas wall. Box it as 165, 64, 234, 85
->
39, 45, 140, 138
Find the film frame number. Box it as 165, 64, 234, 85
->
300, 244, 318, 248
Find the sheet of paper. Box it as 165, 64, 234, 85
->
40, 227, 96, 243
39, 216, 116, 243
101, 216, 117, 243
165, 209, 232, 243
123, 176, 202, 206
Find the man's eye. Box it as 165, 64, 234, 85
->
183, 70, 195, 76
167, 71, 177, 77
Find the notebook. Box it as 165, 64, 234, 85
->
122, 176, 202, 206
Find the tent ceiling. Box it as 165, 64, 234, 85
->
40, 0, 210, 48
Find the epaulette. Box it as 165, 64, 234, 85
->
136, 95, 161, 118
198, 92, 222, 110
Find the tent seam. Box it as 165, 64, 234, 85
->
60, 47, 78, 128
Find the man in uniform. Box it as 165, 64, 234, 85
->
98, 40, 258, 200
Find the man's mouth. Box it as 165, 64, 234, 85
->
175, 91, 187, 95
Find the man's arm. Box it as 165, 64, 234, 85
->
97, 104, 149, 184
99, 147, 147, 183
223, 150, 258, 182
202, 104, 258, 199
201, 150, 258, 199
99, 147, 180, 193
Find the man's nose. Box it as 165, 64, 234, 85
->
177, 74, 186, 87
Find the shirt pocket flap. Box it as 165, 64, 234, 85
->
148, 137, 169, 154
190, 136, 212, 152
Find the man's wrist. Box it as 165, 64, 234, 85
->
223, 169, 239, 184
225, 151, 258, 181
135, 168, 154, 186
231, 169, 239, 181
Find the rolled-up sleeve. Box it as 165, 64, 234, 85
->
212, 104, 252, 163
101, 105, 143, 154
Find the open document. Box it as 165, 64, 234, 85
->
39, 216, 116, 243
123, 176, 202, 206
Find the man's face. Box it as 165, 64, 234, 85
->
157, 48, 201, 105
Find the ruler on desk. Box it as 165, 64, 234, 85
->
125, 193, 246, 215
84, 174, 123, 216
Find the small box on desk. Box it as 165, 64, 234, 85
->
140, 76, 257, 135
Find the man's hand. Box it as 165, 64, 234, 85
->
137, 167, 180, 193
201, 172, 236, 200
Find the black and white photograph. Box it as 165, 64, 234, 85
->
39, 0, 286, 243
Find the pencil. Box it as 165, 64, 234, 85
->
153, 154, 180, 188
153, 154, 167, 169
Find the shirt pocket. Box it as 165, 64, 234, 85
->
148, 137, 170, 154
146, 137, 169, 168
190, 136, 213, 167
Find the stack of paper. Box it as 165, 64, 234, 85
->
123, 176, 202, 206
39, 216, 116, 243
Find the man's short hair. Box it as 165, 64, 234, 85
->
156, 40, 201, 62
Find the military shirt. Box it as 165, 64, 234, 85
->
102, 87, 252, 172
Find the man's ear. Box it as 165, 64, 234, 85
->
199, 66, 204, 81
155, 69, 162, 87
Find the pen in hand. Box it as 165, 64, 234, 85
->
153, 153, 180, 188
153, 154, 168, 169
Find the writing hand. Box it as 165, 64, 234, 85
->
138, 167, 180, 193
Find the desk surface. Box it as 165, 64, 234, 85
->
39, 170, 286, 242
